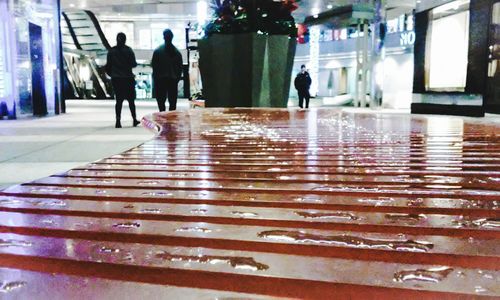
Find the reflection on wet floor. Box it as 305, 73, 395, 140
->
0, 108, 499, 298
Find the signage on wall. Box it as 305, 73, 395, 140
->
400, 31, 416, 47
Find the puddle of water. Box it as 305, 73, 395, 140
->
0, 239, 33, 248
141, 192, 173, 197
175, 227, 213, 233
385, 213, 427, 223
0, 281, 27, 293
394, 267, 454, 283
231, 211, 259, 218
155, 251, 269, 271
31, 200, 67, 207
295, 211, 358, 220
138, 181, 160, 186
140, 208, 162, 214
100, 246, 121, 253
357, 198, 395, 206
112, 222, 141, 229
453, 217, 500, 229
258, 230, 433, 252
30, 187, 68, 194
0, 199, 23, 205
77, 179, 115, 184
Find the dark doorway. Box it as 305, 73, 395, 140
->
29, 22, 47, 116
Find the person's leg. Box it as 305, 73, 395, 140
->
125, 78, 139, 126
305, 91, 310, 109
112, 78, 124, 128
115, 98, 124, 128
298, 90, 304, 108
167, 78, 178, 111
155, 80, 167, 112
127, 98, 140, 127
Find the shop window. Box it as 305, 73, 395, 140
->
426, 0, 470, 92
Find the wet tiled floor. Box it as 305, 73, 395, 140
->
0, 108, 499, 298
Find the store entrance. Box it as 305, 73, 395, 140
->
486, 1, 500, 113
29, 22, 47, 116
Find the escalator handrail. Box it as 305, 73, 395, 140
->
62, 12, 83, 50
89, 59, 111, 98
84, 10, 111, 50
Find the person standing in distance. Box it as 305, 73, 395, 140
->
151, 29, 183, 111
105, 32, 140, 128
294, 64, 312, 109
106, 32, 140, 128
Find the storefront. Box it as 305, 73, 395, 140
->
413, 0, 500, 116
0, 0, 63, 119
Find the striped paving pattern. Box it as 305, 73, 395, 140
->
0, 108, 499, 299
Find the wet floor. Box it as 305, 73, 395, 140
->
0, 108, 499, 299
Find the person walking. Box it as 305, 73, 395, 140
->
294, 64, 312, 109
151, 29, 183, 111
105, 32, 140, 128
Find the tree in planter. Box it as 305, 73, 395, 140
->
205, 0, 298, 36
199, 0, 299, 108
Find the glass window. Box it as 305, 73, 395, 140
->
406, 14, 414, 31
102, 22, 135, 47
387, 18, 399, 33
151, 23, 186, 50
492, 2, 499, 24
138, 29, 151, 49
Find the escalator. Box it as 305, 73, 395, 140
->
61, 10, 113, 99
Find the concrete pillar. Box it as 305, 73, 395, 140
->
361, 22, 369, 107
355, 22, 361, 107
370, 0, 386, 108
309, 26, 320, 97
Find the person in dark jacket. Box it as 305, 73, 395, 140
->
105, 32, 140, 128
151, 29, 183, 111
294, 64, 312, 109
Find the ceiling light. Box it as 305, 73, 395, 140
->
327, 4, 333, 9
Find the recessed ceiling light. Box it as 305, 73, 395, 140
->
70, 3, 75, 7
327, 4, 333, 9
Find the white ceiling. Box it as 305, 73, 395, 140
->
61, 0, 451, 22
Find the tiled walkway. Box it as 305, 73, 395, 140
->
0, 108, 499, 298
0, 100, 163, 188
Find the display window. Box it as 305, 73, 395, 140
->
426, 0, 470, 92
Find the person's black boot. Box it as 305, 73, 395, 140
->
133, 120, 140, 127
115, 121, 122, 128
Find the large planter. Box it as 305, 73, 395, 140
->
198, 33, 296, 108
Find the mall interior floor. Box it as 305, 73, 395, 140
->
0, 100, 165, 189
